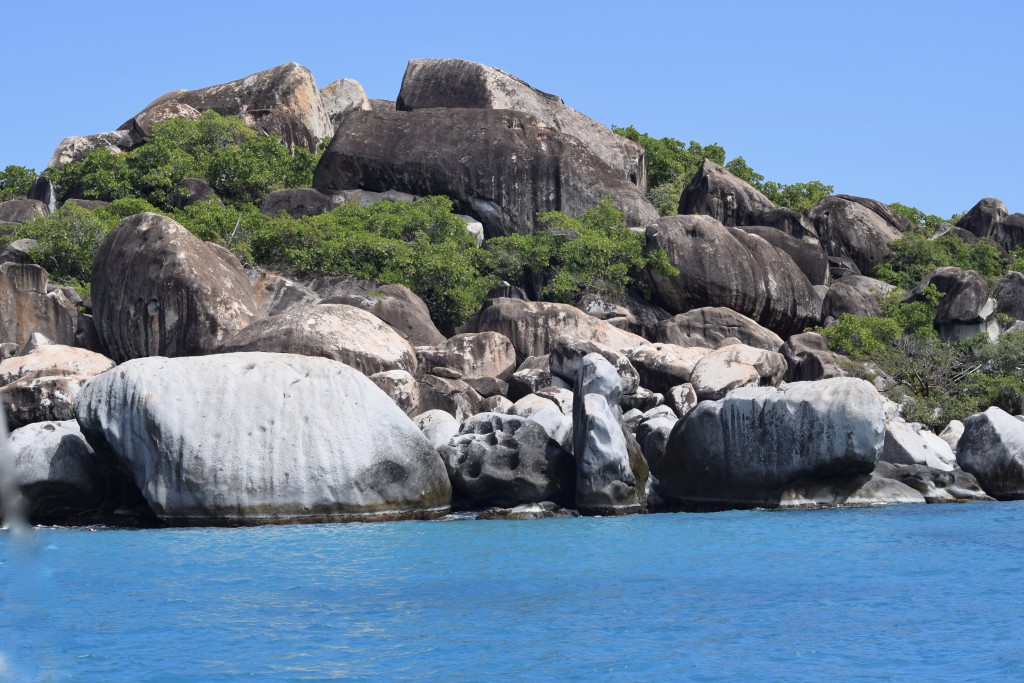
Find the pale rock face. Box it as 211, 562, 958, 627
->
417, 332, 516, 381
216, 303, 417, 377
413, 410, 461, 450
0, 344, 115, 428
510, 394, 573, 451
370, 369, 420, 416
91, 213, 263, 363
659, 378, 886, 508
396, 58, 647, 189
939, 420, 965, 451
0, 345, 113, 386
627, 344, 709, 394
74, 353, 452, 524
881, 421, 956, 472
688, 343, 787, 401
0, 263, 78, 347
777, 473, 926, 508
320, 77, 372, 131
957, 407, 1024, 500
439, 412, 574, 508
47, 130, 141, 169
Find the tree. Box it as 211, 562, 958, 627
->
0, 165, 37, 202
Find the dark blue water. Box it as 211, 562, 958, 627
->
2, 502, 1022, 682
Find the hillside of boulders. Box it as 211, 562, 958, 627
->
2, 59, 1024, 527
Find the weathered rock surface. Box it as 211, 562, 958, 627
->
956, 197, 1024, 251
688, 343, 787, 401
549, 336, 639, 395
47, 130, 141, 169
320, 77, 371, 131
626, 343, 707, 394
737, 226, 828, 285
777, 472, 926, 508
809, 195, 908, 274
881, 421, 956, 471
216, 303, 416, 376
119, 100, 201, 139
460, 298, 647, 360
654, 307, 783, 351
128, 62, 332, 151
906, 267, 998, 341
440, 412, 574, 508
417, 332, 516, 380
822, 275, 895, 319
248, 270, 319, 316
666, 383, 698, 418
995, 271, 1024, 320
939, 420, 965, 451
659, 378, 886, 508
957, 407, 1024, 500
782, 332, 847, 382
311, 276, 445, 346
416, 374, 483, 420
0, 263, 78, 346
678, 159, 815, 239
396, 58, 646, 189
370, 369, 419, 416
0, 199, 49, 224
646, 215, 820, 337
75, 353, 452, 523
0, 239, 39, 266
92, 213, 263, 362
873, 461, 992, 503
413, 409, 461, 450
261, 188, 342, 218
313, 108, 659, 238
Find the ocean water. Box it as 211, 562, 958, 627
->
2, 502, 1023, 682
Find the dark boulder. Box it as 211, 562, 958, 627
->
737, 226, 828, 285
957, 407, 1024, 500
678, 159, 815, 239
170, 178, 221, 210
782, 332, 847, 382
808, 195, 907, 274
313, 108, 659, 238
91, 212, 263, 362
956, 197, 1024, 250
0, 199, 49, 224
905, 267, 998, 340
822, 276, 894, 319
260, 188, 341, 218
995, 271, 1024, 320
396, 58, 646, 189
646, 215, 820, 337
440, 412, 575, 509
654, 307, 784, 351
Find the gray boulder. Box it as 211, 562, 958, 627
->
881, 421, 956, 471
905, 267, 998, 341
678, 159, 815, 239
215, 303, 417, 377
957, 407, 1024, 499
626, 344, 708, 394
170, 178, 221, 210
549, 336, 639, 395
313, 108, 658, 238
417, 332, 516, 380
75, 352, 452, 523
666, 383, 698, 418
809, 195, 908, 274
822, 275, 895, 319
47, 130, 141, 169
0, 239, 39, 266
956, 197, 1024, 251
659, 378, 886, 508
416, 374, 483, 420
119, 100, 201, 139
939, 420, 965, 451
873, 461, 992, 503
92, 213, 263, 362
654, 307, 784, 351
413, 409, 461, 450
995, 271, 1024, 320
396, 58, 646, 189
738, 226, 828, 285
0, 199, 49, 223
782, 332, 847, 382
688, 343, 787, 401
370, 369, 419, 416
248, 270, 319, 316
310, 275, 445, 346
261, 188, 342, 218
777, 472, 926, 508
440, 412, 574, 508
646, 215, 820, 337
320, 77, 371, 131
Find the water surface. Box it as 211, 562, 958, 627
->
2, 502, 1022, 681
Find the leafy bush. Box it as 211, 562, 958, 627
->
47, 111, 321, 208
482, 196, 677, 303
872, 231, 1008, 290
0, 165, 37, 202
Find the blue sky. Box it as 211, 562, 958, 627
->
2, 0, 1021, 219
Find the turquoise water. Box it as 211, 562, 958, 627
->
2, 502, 1023, 682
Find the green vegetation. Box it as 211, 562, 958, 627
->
872, 231, 1011, 291
47, 111, 318, 207
0, 165, 37, 202
614, 125, 833, 215
482, 196, 677, 303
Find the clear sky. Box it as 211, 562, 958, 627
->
2, 0, 1021, 219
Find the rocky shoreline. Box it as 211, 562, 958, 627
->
2, 58, 1024, 528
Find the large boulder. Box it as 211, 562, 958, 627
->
822, 276, 895, 319
549, 336, 639, 395
320, 77, 371, 131
75, 353, 452, 523
0, 343, 114, 386
881, 421, 956, 471
646, 215, 820, 337
215, 303, 417, 376
248, 270, 319, 316
416, 332, 517, 380
370, 369, 419, 416
459, 298, 647, 360
310, 275, 445, 346
91, 213, 263, 362
0, 199, 49, 223
47, 130, 141, 169
654, 307, 783, 351
126, 62, 332, 151
626, 344, 708, 394
956, 197, 1024, 251
118, 100, 201, 139
781, 332, 847, 382
737, 226, 828, 285
313, 108, 659, 238
776, 472, 926, 508
688, 343, 787, 401
995, 271, 1024, 320
260, 188, 342, 218
905, 267, 998, 341
808, 195, 908, 274
659, 378, 886, 508
396, 58, 646, 189
0, 263, 78, 346
678, 159, 815, 239
957, 407, 1024, 500
440, 412, 574, 508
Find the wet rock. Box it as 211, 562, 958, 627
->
475, 501, 576, 520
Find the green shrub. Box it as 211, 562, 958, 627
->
872, 231, 1008, 290
47, 111, 321, 208
7, 203, 119, 289
0, 165, 37, 202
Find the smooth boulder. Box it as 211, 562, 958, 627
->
654, 307, 783, 351
0, 263, 78, 346
957, 407, 1024, 500
74, 353, 452, 523
809, 195, 907, 274
688, 343, 787, 401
